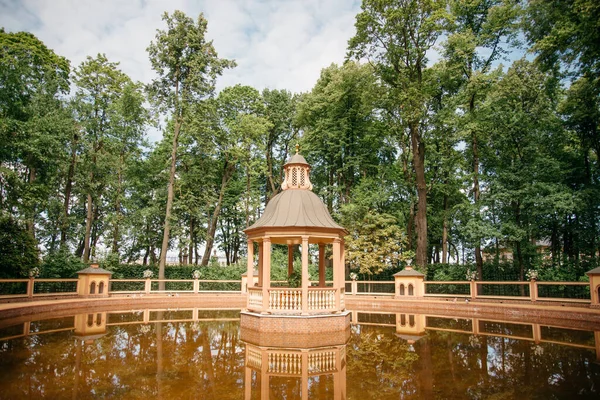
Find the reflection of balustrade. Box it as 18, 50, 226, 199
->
268, 351, 302, 374
244, 342, 347, 400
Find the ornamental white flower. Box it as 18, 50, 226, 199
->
143, 269, 154, 279
349, 272, 358, 281
192, 270, 201, 279
526, 269, 539, 280
28, 267, 40, 278
465, 269, 477, 281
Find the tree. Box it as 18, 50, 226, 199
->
105, 81, 148, 255
0, 29, 71, 240
262, 89, 298, 201
0, 216, 39, 278
443, 0, 521, 275
297, 62, 390, 211
200, 85, 271, 266
525, 0, 600, 83
348, 0, 449, 269
72, 54, 130, 262
146, 10, 234, 277
481, 60, 569, 278
344, 211, 412, 277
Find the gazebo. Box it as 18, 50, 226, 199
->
242, 148, 348, 326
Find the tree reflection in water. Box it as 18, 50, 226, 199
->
0, 309, 598, 399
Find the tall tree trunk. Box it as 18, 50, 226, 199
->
201, 162, 235, 266
266, 140, 278, 201
159, 117, 182, 281
407, 200, 415, 251
189, 217, 194, 265
472, 128, 483, 278
61, 136, 77, 247
112, 154, 124, 253
245, 163, 251, 227
411, 122, 428, 269
26, 166, 36, 237
83, 192, 93, 263
442, 192, 448, 263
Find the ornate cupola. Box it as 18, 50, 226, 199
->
281, 144, 313, 191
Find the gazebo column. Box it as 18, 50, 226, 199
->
288, 244, 294, 277
258, 242, 264, 287
247, 239, 254, 290
340, 239, 345, 280
261, 238, 271, 312
333, 238, 341, 311
301, 350, 309, 400
318, 243, 325, 287
301, 236, 309, 315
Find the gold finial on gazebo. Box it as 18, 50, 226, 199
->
295, 143, 300, 154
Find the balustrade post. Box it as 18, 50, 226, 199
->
145, 278, 151, 294
472, 318, 480, 335
193, 279, 199, 294
470, 280, 477, 300
27, 277, 34, 298
530, 280, 538, 302
533, 323, 542, 343
23, 321, 30, 336
351, 279, 358, 295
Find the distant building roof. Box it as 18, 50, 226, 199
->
77, 265, 113, 275
586, 267, 600, 275
393, 267, 424, 277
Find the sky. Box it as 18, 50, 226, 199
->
1, 0, 362, 141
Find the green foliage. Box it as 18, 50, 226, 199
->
0, 216, 39, 278
2, 5, 600, 285
525, 0, 600, 83
345, 211, 412, 276
107, 262, 246, 280
40, 249, 85, 278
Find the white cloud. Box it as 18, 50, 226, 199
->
1, 0, 361, 141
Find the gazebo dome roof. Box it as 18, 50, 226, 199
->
245, 148, 346, 234
285, 153, 309, 166
246, 189, 344, 231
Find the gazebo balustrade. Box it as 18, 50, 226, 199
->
247, 286, 342, 314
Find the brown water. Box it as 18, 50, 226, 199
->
0, 309, 599, 399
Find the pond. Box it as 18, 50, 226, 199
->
0, 308, 599, 399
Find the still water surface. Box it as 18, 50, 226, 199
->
0, 309, 599, 399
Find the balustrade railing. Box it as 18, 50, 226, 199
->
268, 351, 302, 375
0, 277, 594, 305
307, 288, 336, 311
269, 288, 302, 311
246, 345, 340, 376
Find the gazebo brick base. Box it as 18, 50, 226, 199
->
240, 311, 350, 336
